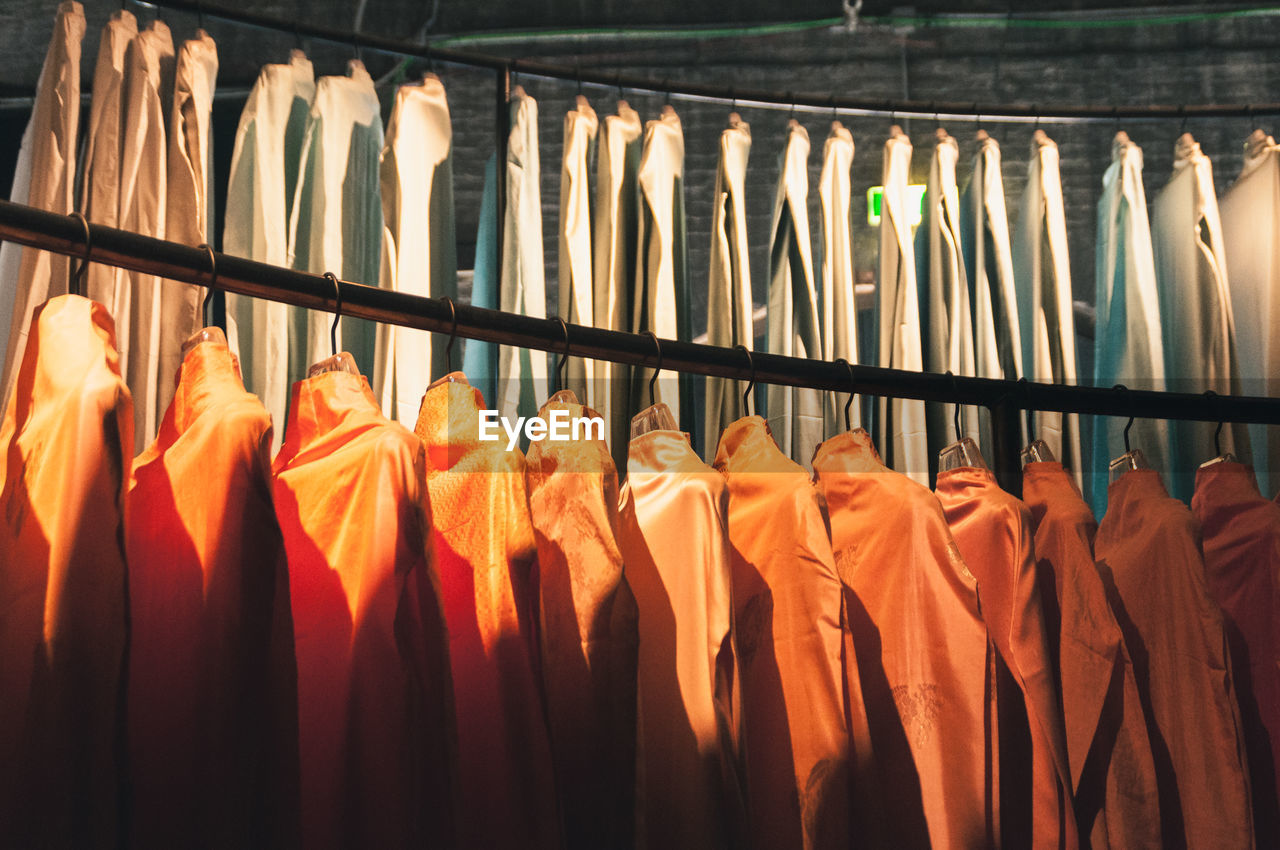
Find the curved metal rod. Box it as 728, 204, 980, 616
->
554, 317, 571, 393
69, 211, 92, 297
198, 242, 217, 326
1205, 390, 1225, 456
644, 330, 662, 407
324, 272, 342, 357
1113, 383, 1135, 452
948, 370, 964, 440
442, 296, 458, 373
836, 357, 855, 432
736, 344, 755, 415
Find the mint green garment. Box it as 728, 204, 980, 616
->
223, 50, 315, 453
463, 155, 498, 403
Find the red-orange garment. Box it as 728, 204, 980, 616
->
273, 368, 455, 850
125, 336, 299, 848
526, 395, 639, 849
0, 295, 132, 847
617, 427, 740, 850
1022, 461, 1161, 850
414, 373, 561, 849
714, 416, 850, 850
1095, 469, 1254, 849
1192, 461, 1280, 844
936, 466, 1078, 850
812, 430, 996, 849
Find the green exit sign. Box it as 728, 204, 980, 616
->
867, 185, 927, 227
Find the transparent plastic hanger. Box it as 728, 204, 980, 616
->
1019, 399, 1057, 466
308, 271, 360, 377
1108, 386, 1148, 481
939, 372, 988, 471
183, 243, 226, 356
546, 317, 579, 406
1198, 391, 1236, 469
630, 331, 677, 438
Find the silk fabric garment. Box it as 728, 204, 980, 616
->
1219, 131, 1280, 497
527, 393, 638, 849
715, 416, 852, 850
415, 373, 561, 849
813, 429, 997, 849
375, 73, 457, 426
617, 428, 741, 849
0, 1, 84, 413
704, 115, 754, 457
0, 295, 132, 847
876, 127, 928, 484
1013, 131, 1083, 484
557, 96, 599, 405
1022, 461, 1162, 849
1192, 461, 1280, 843
936, 467, 1078, 850
1095, 469, 1255, 849
223, 50, 316, 453
273, 369, 456, 850
766, 121, 825, 470
126, 334, 299, 848
819, 122, 860, 435
1152, 134, 1247, 501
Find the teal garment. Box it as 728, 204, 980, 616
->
1091, 133, 1170, 516
287, 60, 384, 378
462, 154, 498, 403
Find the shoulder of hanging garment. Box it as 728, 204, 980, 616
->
567, 94, 598, 131
825, 120, 853, 151
884, 125, 912, 155
56, 0, 86, 39
605, 101, 643, 139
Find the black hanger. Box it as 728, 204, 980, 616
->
1018, 376, 1034, 439
442, 296, 458, 373
788, 92, 796, 122
198, 242, 217, 325
836, 357, 856, 431
643, 331, 662, 407
555, 317, 571, 392
1204, 390, 1226, 456
1112, 383, 1135, 452
947, 370, 964, 440
736, 344, 755, 416
325, 272, 342, 357
69, 211, 91, 298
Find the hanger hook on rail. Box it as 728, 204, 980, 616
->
947, 370, 964, 441
1204, 390, 1226, 456
441, 296, 458, 373
325, 272, 342, 357
643, 331, 663, 408
1112, 383, 1136, 452
198, 243, 217, 326
736, 344, 755, 416
69, 211, 91, 298
1018, 377, 1034, 439
554, 317, 571, 392
836, 358, 856, 432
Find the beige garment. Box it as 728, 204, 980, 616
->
0, 1, 84, 413
617, 428, 740, 849
813, 430, 997, 849
819, 122, 859, 435
557, 97, 599, 404
715, 416, 851, 850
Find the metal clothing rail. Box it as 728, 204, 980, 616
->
144, 0, 1280, 123
2, 197, 1279, 428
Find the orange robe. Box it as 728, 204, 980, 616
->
0, 295, 132, 847
414, 373, 561, 849
1096, 469, 1254, 849
617, 426, 741, 849
273, 369, 455, 850
1022, 461, 1161, 849
526, 395, 639, 849
813, 430, 996, 849
126, 337, 299, 848
1193, 461, 1280, 844
714, 416, 850, 850
936, 466, 1078, 850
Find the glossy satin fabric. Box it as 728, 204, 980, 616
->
0, 1, 83, 412
1022, 462, 1161, 850
936, 467, 1078, 850
715, 416, 851, 850
0, 295, 132, 847
223, 50, 315, 454
558, 97, 599, 405
813, 430, 996, 849
273, 370, 455, 849
527, 394, 638, 849
375, 74, 457, 426
1192, 461, 1280, 843
705, 116, 754, 457
617, 429, 740, 849
819, 122, 860, 435
1014, 131, 1083, 484
1152, 134, 1247, 502
127, 337, 299, 848
415, 374, 561, 849
1095, 470, 1254, 849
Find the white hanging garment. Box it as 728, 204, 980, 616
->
961, 131, 1024, 455
0, 0, 85, 413
557, 96, 598, 404
1152, 133, 1248, 502
223, 51, 315, 453
289, 60, 383, 376
80, 9, 137, 325
1220, 130, 1280, 497
819, 121, 859, 435
497, 86, 547, 421
592, 101, 643, 467
1013, 130, 1083, 484
121, 19, 176, 454
876, 126, 929, 484
375, 73, 456, 426
766, 120, 824, 469
704, 114, 753, 458
1092, 132, 1169, 515
633, 106, 688, 428
916, 129, 979, 464
157, 31, 217, 424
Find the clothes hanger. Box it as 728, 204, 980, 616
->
736, 343, 755, 417
547, 317, 578, 405
835, 357, 856, 432
1018, 377, 1056, 465
1108, 383, 1149, 480
1199, 390, 1236, 468
181, 243, 227, 355
427, 296, 463, 389
307, 272, 359, 376
938, 370, 988, 471
69, 211, 91, 298
630, 331, 677, 437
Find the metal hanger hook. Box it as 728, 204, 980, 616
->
1112, 383, 1135, 452
1204, 390, 1225, 456
554, 317, 571, 392
69, 211, 91, 298
643, 331, 662, 408
442, 297, 458, 373
1018, 376, 1033, 439
324, 272, 342, 357
198, 242, 217, 326
836, 358, 856, 432
736, 344, 755, 416
947, 370, 964, 440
